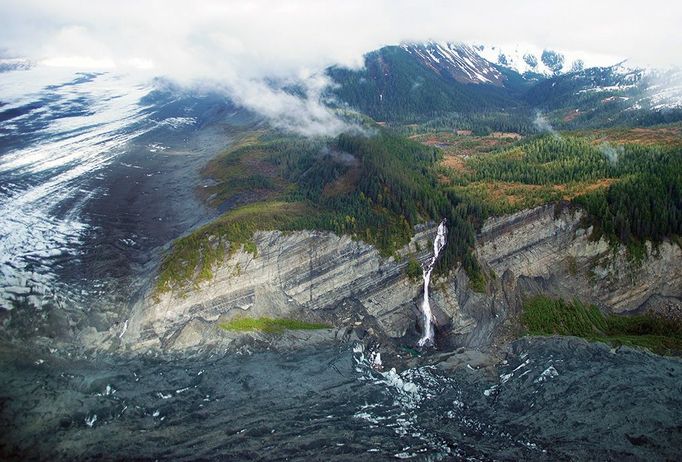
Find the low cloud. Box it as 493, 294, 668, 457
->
216, 74, 353, 137
533, 111, 558, 136
599, 143, 623, 164
319, 146, 359, 166
643, 69, 682, 110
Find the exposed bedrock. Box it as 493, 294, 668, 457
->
104, 205, 681, 354
477, 205, 682, 317
114, 225, 439, 353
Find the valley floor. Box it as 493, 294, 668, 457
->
1, 336, 680, 461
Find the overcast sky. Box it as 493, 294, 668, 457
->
2, 0, 680, 76
2, 0, 680, 135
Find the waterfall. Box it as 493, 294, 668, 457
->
417, 219, 447, 347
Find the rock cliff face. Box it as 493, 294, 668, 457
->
477, 205, 682, 317
118, 225, 448, 352
112, 205, 681, 354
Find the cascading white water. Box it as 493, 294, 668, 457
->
417, 219, 447, 347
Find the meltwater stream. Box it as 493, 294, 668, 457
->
418, 219, 447, 348
1, 337, 680, 461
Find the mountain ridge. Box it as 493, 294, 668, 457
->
327, 41, 682, 127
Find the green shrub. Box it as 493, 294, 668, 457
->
521, 295, 682, 356
405, 257, 422, 280
219, 317, 330, 334
468, 269, 487, 293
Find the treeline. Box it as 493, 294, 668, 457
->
166, 124, 680, 293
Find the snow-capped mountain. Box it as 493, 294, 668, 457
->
329, 41, 682, 126
398, 42, 681, 111
400, 42, 506, 86
0, 58, 32, 73
474, 43, 621, 77
528, 62, 682, 111
398, 41, 622, 83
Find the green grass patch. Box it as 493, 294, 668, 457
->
522, 295, 682, 356
219, 317, 330, 334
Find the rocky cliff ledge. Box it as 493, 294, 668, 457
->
477, 205, 682, 317
102, 205, 681, 355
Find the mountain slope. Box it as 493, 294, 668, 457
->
527, 64, 682, 128
400, 42, 506, 86
327, 45, 526, 123
328, 42, 682, 130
